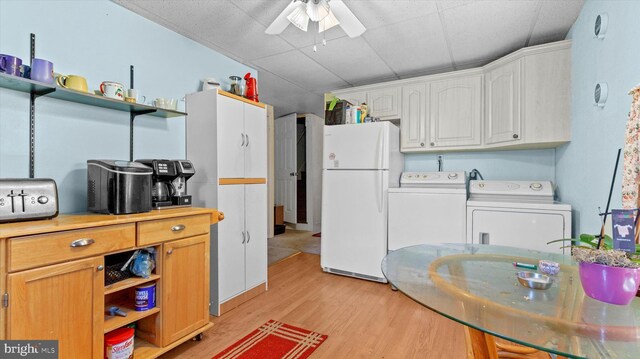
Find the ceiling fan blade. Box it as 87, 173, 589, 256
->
265, 1, 298, 35
330, 0, 366, 38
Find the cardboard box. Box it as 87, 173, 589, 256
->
274, 205, 284, 225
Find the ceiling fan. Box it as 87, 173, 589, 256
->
265, 0, 366, 38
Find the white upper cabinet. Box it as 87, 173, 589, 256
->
401, 84, 428, 150
485, 59, 521, 145
217, 95, 246, 178
328, 40, 571, 153
429, 74, 482, 148
244, 103, 267, 178
367, 87, 400, 120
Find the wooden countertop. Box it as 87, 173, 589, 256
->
0, 207, 223, 238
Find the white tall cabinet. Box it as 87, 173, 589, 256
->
186, 90, 268, 316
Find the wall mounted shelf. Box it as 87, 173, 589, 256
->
0, 72, 186, 118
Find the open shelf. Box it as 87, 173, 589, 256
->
0, 72, 186, 118
105, 274, 160, 295
134, 322, 214, 358
104, 299, 160, 333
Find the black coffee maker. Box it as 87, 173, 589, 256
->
136, 159, 195, 208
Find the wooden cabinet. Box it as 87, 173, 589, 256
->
1, 208, 221, 359
215, 184, 267, 314
429, 74, 483, 148
400, 84, 428, 150
368, 87, 400, 120
485, 59, 521, 145
7, 256, 104, 359
217, 93, 267, 179
162, 235, 210, 346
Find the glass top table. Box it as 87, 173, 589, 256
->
381, 244, 640, 359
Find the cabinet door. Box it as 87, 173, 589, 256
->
429, 75, 482, 147
244, 103, 267, 178
217, 185, 246, 301
400, 84, 428, 150
163, 235, 210, 346
485, 60, 521, 144
244, 184, 267, 290
367, 87, 400, 119
217, 95, 246, 178
8, 256, 103, 359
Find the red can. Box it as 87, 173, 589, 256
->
104, 327, 134, 359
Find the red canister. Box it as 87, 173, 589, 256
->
244, 72, 258, 102
104, 327, 134, 359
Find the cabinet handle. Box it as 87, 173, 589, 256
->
97, 265, 104, 271
241, 133, 245, 147
167, 249, 173, 255
247, 231, 251, 243
171, 224, 185, 232
420, 142, 425, 147
513, 134, 519, 139
242, 231, 246, 244
479, 232, 490, 245
245, 134, 250, 147
70, 238, 95, 247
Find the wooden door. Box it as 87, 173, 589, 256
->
8, 256, 103, 359
275, 114, 297, 224
244, 103, 268, 178
401, 84, 428, 150
163, 235, 210, 346
217, 94, 246, 178
368, 87, 400, 119
429, 74, 483, 148
485, 60, 521, 145
244, 184, 268, 290
217, 185, 246, 301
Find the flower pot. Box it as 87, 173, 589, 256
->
579, 262, 640, 305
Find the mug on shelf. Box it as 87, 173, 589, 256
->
126, 89, 146, 104
20, 64, 30, 79
30, 58, 54, 84
0, 55, 23, 77
56, 74, 88, 93
100, 81, 124, 100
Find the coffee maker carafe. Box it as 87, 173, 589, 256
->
136, 159, 177, 208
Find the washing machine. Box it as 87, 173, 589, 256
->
466, 180, 572, 254
388, 171, 467, 251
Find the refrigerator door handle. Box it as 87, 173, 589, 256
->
376, 128, 384, 169
376, 171, 383, 213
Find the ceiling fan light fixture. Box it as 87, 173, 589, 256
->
306, 0, 330, 22
287, 2, 310, 32
318, 8, 339, 33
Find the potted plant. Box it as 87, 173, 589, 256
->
549, 234, 640, 305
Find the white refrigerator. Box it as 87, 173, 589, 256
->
321, 122, 403, 282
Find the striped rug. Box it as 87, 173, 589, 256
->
212, 320, 328, 359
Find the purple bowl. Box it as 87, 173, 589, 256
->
579, 262, 640, 305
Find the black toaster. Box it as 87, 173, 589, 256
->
0, 178, 59, 223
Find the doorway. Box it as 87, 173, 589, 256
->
275, 113, 323, 233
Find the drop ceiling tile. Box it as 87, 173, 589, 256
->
442, 0, 539, 64
529, 0, 584, 46
252, 50, 348, 92
343, 0, 438, 30
230, 0, 292, 26
299, 37, 396, 85
118, 0, 293, 60
437, 0, 474, 11
258, 70, 324, 117
364, 12, 451, 77
277, 24, 348, 49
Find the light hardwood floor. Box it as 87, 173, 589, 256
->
161, 253, 466, 358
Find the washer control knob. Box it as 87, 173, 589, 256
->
530, 183, 543, 191
37, 196, 49, 204
448, 173, 458, 180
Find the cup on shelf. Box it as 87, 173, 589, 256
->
30, 58, 54, 84
56, 74, 89, 93
165, 98, 177, 110
20, 64, 30, 79
154, 98, 166, 109
100, 81, 124, 100
0, 54, 22, 77
125, 89, 146, 104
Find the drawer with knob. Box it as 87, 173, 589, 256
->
137, 214, 210, 246
8, 224, 135, 272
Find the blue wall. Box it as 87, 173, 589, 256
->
405, 149, 556, 181
0, 0, 254, 213
556, 0, 640, 234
